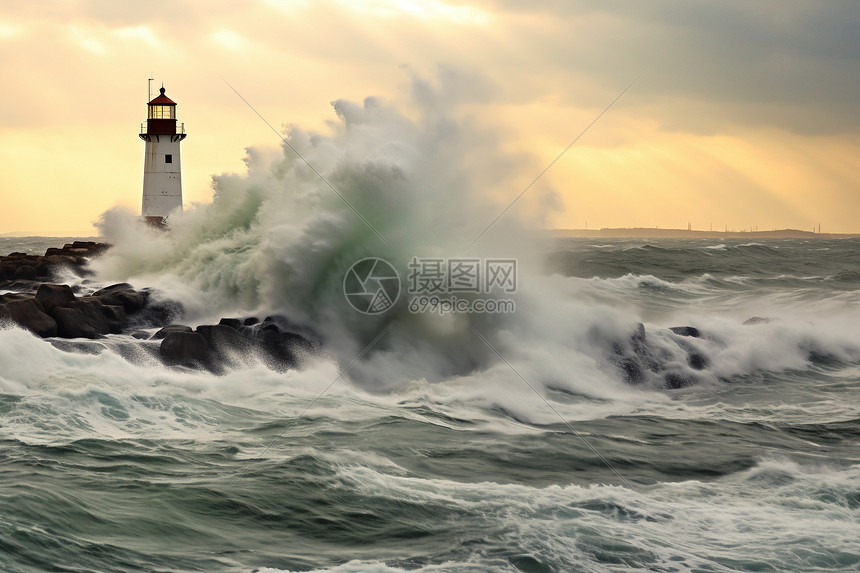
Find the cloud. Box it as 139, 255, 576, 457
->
464, 0, 860, 134
1, 0, 859, 233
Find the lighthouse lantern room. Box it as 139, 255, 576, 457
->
140, 85, 186, 224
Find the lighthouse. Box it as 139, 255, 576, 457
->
139, 85, 186, 224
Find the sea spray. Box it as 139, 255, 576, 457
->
87, 73, 860, 398
3, 234, 860, 571
91, 73, 578, 386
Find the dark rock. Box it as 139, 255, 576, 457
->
103, 304, 128, 327
33, 260, 51, 278
628, 323, 659, 366
0, 292, 31, 303
631, 322, 647, 344
52, 299, 117, 339
13, 264, 37, 280
670, 326, 701, 338
687, 352, 708, 370
0, 242, 109, 290
130, 295, 184, 329
251, 320, 317, 370
160, 331, 210, 367
35, 284, 76, 313
602, 322, 704, 388
197, 324, 246, 349
743, 316, 771, 326
91, 283, 149, 314
43, 255, 72, 269
64, 248, 90, 257
618, 356, 647, 384
0, 280, 42, 293
4, 241, 319, 374
0, 299, 58, 337
152, 324, 193, 340
218, 318, 242, 329
197, 324, 249, 369
664, 372, 695, 389
259, 315, 320, 345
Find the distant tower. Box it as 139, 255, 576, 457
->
139, 85, 186, 224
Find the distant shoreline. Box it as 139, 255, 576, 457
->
550, 227, 860, 239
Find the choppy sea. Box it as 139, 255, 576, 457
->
1, 235, 858, 572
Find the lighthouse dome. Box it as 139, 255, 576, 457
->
148, 86, 177, 106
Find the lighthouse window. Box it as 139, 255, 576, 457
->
148, 105, 176, 120
165, 154, 173, 164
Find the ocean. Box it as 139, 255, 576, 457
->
1, 235, 858, 573
2, 90, 859, 571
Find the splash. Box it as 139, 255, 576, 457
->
91, 72, 573, 386
88, 72, 860, 394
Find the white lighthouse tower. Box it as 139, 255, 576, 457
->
140, 85, 186, 225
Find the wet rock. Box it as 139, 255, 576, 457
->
197, 324, 246, 351
152, 324, 193, 340
0, 280, 42, 293
197, 324, 248, 369
102, 304, 128, 327
618, 356, 648, 384
160, 331, 210, 367
34, 284, 76, 314
53, 299, 119, 339
603, 322, 708, 388
0, 245, 190, 345
670, 326, 702, 338
664, 372, 695, 389
0, 298, 58, 337
0, 241, 108, 287
13, 264, 37, 280
218, 318, 242, 329
91, 283, 149, 314
154, 315, 322, 373
687, 351, 708, 370
0, 292, 32, 303
130, 295, 184, 329
4, 240, 320, 374
250, 317, 319, 370
743, 316, 771, 325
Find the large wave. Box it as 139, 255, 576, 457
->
85, 73, 860, 397
89, 73, 579, 387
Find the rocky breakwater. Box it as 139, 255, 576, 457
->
1, 283, 318, 373
0, 282, 176, 339
0, 241, 109, 289
1, 243, 318, 373
154, 316, 320, 373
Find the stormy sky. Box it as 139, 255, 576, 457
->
1, 0, 858, 234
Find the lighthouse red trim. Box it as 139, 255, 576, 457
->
148, 94, 176, 106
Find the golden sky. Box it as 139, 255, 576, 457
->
1, 0, 859, 235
